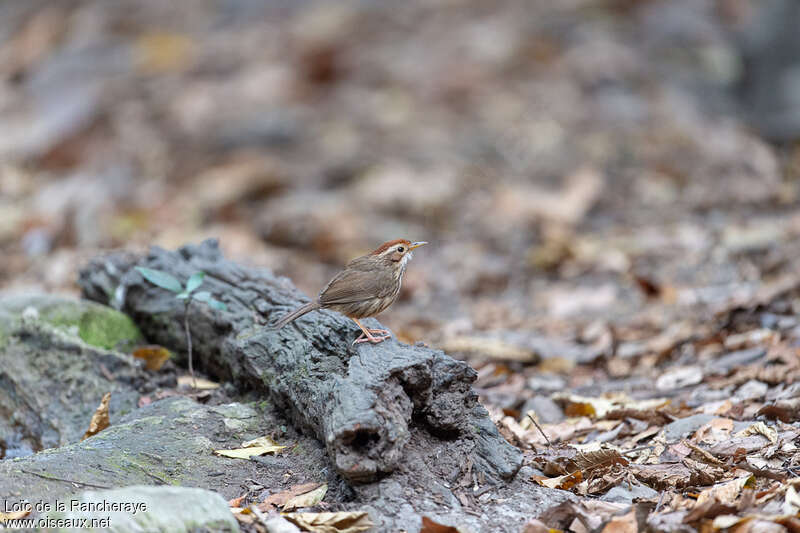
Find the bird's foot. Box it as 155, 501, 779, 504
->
352, 331, 391, 345
366, 328, 390, 336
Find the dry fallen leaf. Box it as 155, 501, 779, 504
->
177, 375, 220, 389
600, 508, 637, 533
783, 485, 800, 515
283, 483, 328, 511
420, 516, 475, 533
81, 392, 111, 441
0, 509, 31, 522
440, 336, 537, 362
284, 511, 373, 533
695, 475, 755, 507
735, 421, 778, 444
630, 463, 707, 491
260, 482, 323, 511
655, 365, 704, 391
692, 418, 734, 445
520, 519, 551, 533
513, 416, 595, 446
555, 393, 669, 419
537, 500, 626, 533
757, 399, 800, 422
709, 515, 794, 532
134, 31, 193, 74
132, 345, 171, 371
214, 435, 286, 459
534, 470, 583, 490
232, 509, 255, 526
571, 449, 629, 478
228, 495, 246, 508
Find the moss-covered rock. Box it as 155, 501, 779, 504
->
0, 294, 145, 454
0, 294, 142, 351
0, 397, 323, 527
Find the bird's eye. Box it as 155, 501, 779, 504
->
397, 246, 405, 253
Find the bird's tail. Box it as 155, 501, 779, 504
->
271, 301, 321, 330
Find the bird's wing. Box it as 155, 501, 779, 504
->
319, 268, 393, 305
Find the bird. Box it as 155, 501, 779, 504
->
272, 239, 427, 344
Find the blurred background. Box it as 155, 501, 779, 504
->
1, 0, 800, 350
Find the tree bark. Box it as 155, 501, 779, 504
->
79, 239, 522, 484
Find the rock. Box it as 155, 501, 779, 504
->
521, 396, 564, 424
0, 294, 142, 351
647, 511, 694, 533
48, 485, 239, 533
0, 397, 323, 508
656, 366, 704, 391
0, 294, 145, 454
527, 374, 567, 393
664, 414, 716, 441
734, 380, 768, 401
705, 347, 766, 374
600, 481, 659, 504
262, 516, 302, 533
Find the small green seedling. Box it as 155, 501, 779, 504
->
135, 267, 227, 389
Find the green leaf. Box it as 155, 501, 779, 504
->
136, 267, 183, 293
185, 272, 205, 293
176, 292, 190, 300
189, 290, 227, 311
208, 298, 227, 311
192, 291, 211, 302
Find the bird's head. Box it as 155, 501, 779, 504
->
370, 239, 427, 266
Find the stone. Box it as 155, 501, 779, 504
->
0, 294, 145, 453
521, 396, 564, 424
600, 481, 659, 504
47, 485, 239, 532
664, 414, 715, 441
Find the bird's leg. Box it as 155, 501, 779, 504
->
351, 318, 390, 344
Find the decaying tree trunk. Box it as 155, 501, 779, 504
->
79, 240, 522, 485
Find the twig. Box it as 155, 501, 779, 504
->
734, 461, 787, 481
184, 300, 196, 390
682, 439, 725, 466
621, 445, 654, 456
655, 490, 665, 513
20, 469, 110, 489
526, 413, 552, 448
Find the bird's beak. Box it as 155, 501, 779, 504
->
409, 241, 428, 250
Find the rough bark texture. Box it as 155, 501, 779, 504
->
79, 240, 522, 485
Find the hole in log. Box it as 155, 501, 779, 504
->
397, 378, 462, 440
349, 429, 380, 450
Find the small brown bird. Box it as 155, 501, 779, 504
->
273, 239, 427, 344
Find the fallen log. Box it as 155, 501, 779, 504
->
79, 240, 522, 485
